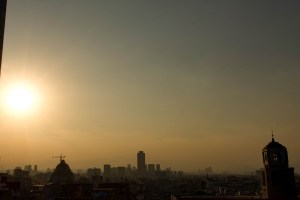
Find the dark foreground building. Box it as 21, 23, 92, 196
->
172, 136, 298, 200
49, 159, 74, 184
260, 136, 297, 199
36, 159, 132, 199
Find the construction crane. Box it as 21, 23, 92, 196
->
52, 154, 66, 162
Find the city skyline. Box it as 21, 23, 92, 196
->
0, 138, 297, 199
0, 139, 295, 174
0, 1, 300, 172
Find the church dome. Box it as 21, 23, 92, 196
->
50, 159, 74, 184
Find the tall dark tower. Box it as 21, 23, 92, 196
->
0, 0, 7, 75
260, 136, 296, 199
137, 151, 146, 175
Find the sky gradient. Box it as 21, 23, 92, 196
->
0, 1, 300, 173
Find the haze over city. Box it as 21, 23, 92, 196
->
0, 1, 300, 173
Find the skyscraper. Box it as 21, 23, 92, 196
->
103, 164, 111, 177
137, 151, 146, 175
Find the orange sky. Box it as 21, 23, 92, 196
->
0, 1, 300, 173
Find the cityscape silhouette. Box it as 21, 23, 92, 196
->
0, 1, 300, 199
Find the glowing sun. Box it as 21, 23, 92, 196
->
5, 84, 38, 113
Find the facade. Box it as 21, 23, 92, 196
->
117, 166, 126, 177
156, 164, 161, 171
148, 164, 155, 176
13, 168, 32, 195
137, 151, 146, 175
126, 164, 132, 176
87, 167, 101, 177
24, 165, 32, 172
34, 165, 38, 173
103, 164, 111, 177
260, 136, 297, 199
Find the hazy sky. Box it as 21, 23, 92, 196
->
0, 1, 300, 173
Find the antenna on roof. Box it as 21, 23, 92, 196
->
271, 129, 275, 142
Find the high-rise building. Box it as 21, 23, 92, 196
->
148, 164, 155, 176
34, 165, 38, 172
110, 167, 117, 177
87, 168, 101, 177
137, 151, 146, 175
260, 136, 296, 199
24, 165, 32, 172
126, 164, 132, 177
155, 164, 161, 171
117, 167, 126, 177
103, 164, 111, 177
14, 168, 29, 178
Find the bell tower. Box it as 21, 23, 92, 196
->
260, 135, 296, 199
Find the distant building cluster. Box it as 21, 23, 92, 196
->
1, 1, 300, 200
2, 138, 298, 199
198, 166, 213, 176
136, 150, 163, 177
0, 139, 299, 199
100, 151, 183, 181
0, 151, 185, 199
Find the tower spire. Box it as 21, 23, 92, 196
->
271, 130, 275, 142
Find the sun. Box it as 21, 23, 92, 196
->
5, 84, 38, 114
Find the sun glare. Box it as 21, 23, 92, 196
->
5, 84, 38, 114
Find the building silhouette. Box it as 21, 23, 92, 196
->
148, 164, 155, 176
137, 151, 146, 175
204, 166, 213, 175
34, 165, 38, 173
260, 136, 297, 199
49, 159, 74, 184
116, 166, 126, 177
156, 164, 161, 171
172, 136, 298, 200
103, 164, 111, 178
